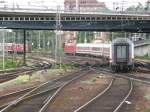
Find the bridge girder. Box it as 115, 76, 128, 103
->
0, 12, 150, 32
0, 20, 150, 32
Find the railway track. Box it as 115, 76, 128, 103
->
134, 60, 150, 74
36, 67, 114, 112
92, 67, 150, 85
0, 86, 37, 109
64, 55, 108, 66
134, 67, 150, 74
38, 69, 94, 112
74, 77, 133, 112
0, 57, 52, 83
65, 55, 150, 71
0, 67, 90, 112
135, 59, 150, 68
0, 55, 149, 112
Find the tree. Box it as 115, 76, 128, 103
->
125, 2, 145, 13
77, 31, 94, 43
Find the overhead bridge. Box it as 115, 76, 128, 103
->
0, 11, 150, 32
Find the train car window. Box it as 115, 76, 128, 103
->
81, 17, 85, 20
71, 17, 75, 20
10, 17, 13, 20
51, 17, 54, 20
20, 17, 24, 20
46, 17, 50, 20
25, 17, 29, 20
4, 17, 9, 20
102, 17, 106, 20
117, 17, 121, 20
61, 17, 64, 20
40, 17, 44, 20
30, 17, 34, 20
112, 17, 116, 20
91, 17, 95, 20
15, 17, 19, 20
66, 17, 70, 20
78, 47, 90, 50
76, 17, 80, 20
107, 17, 111, 20
0, 17, 3, 20
92, 47, 100, 51
86, 17, 90, 20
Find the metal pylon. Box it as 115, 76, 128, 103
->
55, 5, 62, 68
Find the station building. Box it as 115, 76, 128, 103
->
64, 0, 106, 11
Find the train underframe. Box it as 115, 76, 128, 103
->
111, 63, 134, 72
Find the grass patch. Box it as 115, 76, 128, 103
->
144, 94, 150, 100
91, 77, 97, 82
0, 74, 29, 88
0, 67, 73, 91
0, 59, 23, 70
135, 54, 150, 61
145, 109, 150, 112
47, 69, 65, 75
52, 63, 74, 72
17, 75, 30, 83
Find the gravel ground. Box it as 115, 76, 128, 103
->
120, 81, 150, 112
46, 72, 112, 112
132, 72, 150, 79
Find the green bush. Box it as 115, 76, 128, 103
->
0, 59, 23, 70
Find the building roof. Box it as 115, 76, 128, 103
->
134, 40, 150, 47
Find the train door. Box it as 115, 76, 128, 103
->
115, 45, 129, 63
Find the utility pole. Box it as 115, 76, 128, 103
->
0, 28, 7, 70
38, 31, 41, 50
84, 32, 87, 43
23, 30, 26, 65
2, 30, 5, 70
55, 5, 62, 68
76, 0, 79, 11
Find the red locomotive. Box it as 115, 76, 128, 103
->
0, 43, 29, 53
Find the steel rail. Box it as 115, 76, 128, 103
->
0, 67, 89, 112
0, 59, 51, 83
74, 78, 114, 112
74, 77, 132, 112
113, 79, 133, 112
93, 67, 150, 85
38, 68, 92, 112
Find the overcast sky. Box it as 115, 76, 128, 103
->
3, 0, 147, 10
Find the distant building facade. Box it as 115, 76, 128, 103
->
64, 31, 77, 43
63, 31, 109, 44
64, 0, 106, 11
93, 32, 109, 43
64, 0, 108, 43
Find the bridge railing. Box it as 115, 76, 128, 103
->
0, 4, 149, 16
